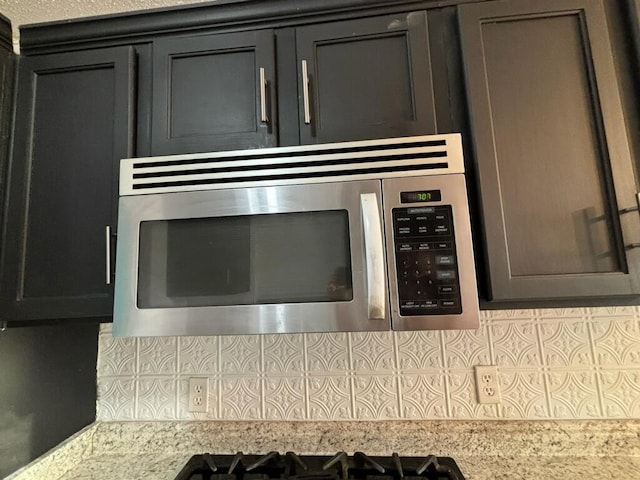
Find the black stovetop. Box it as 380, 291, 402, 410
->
175, 452, 465, 480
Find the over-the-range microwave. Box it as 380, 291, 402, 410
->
113, 134, 479, 336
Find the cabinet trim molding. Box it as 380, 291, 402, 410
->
0, 13, 11, 52
19, 0, 482, 54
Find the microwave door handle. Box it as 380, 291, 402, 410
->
360, 193, 386, 320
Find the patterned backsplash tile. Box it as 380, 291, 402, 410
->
97, 307, 640, 421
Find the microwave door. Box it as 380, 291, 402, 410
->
113, 180, 390, 336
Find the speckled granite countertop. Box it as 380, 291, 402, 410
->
7, 420, 640, 480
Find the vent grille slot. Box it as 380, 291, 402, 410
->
120, 134, 464, 195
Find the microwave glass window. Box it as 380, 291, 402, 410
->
137, 210, 353, 308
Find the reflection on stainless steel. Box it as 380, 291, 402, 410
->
327, 266, 353, 301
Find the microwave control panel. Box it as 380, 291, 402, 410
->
392, 206, 462, 316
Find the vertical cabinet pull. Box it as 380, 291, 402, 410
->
629, 193, 640, 249
621, 193, 640, 250
302, 60, 311, 125
259, 67, 268, 123
105, 225, 112, 285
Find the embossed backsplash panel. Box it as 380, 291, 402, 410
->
97, 307, 640, 421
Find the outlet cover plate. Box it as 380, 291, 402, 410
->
188, 377, 209, 413
474, 365, 501, 404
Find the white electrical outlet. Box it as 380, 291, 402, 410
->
474, 365, 501, 404
188, 377, 209, 413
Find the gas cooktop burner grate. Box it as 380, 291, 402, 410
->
174, 452, 465, 480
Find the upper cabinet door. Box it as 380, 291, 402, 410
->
296, 12, 437, 144
1, 47, 135, 321
459, 0, 640, 301
152, 30, 277, 155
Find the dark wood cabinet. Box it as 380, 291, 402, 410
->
1, 0, 639, 320
459, 0, 640, 302
296, 12, 436, 144
0, 47, 135, 321
151, 11, 437, 154
151, 30, 277, 155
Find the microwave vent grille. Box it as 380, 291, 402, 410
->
120, 134, 464, 195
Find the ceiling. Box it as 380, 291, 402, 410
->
0, 0, 217, 49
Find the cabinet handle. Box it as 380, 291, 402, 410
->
259, 67, 268, 123
622, 193, 640, 250
105, 226, 112, 285
630, 193, 640, 250
302, 60, 311, 125
360, 193, 386, 321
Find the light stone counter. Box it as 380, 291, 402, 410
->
7, 420, 640, 480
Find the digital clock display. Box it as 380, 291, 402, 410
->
400, 190, 442, 203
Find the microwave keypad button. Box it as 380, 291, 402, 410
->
436, 255, 454, 265
419, 300, 439, 309
439, 299, 459, 308
392, 206, 462, 316
436, 270, 456, 280
438, 285, 457, 294
434, 224, 450, 235
398, 243, 413, 252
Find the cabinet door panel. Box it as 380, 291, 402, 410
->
152, 30, 277, 155
1, 47, 135, 320
460, 0, 640, 301
297, 12, 436, 144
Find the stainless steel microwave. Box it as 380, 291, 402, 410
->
113, 134, 479, 336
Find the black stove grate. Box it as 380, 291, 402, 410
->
174, 452, 465, 480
